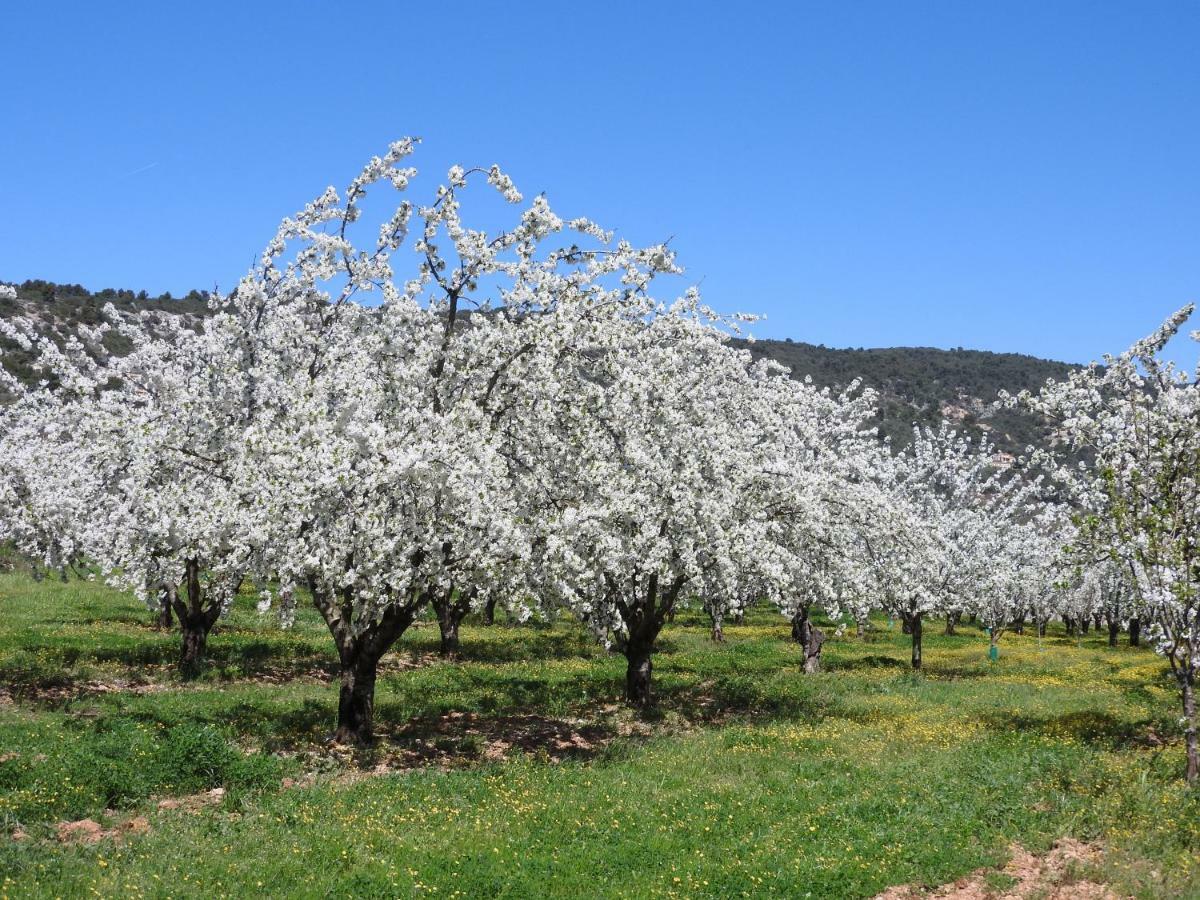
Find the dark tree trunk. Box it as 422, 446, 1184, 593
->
1129, 618, 1141, 647
790, 605, 810, 644
171, 560, 221, 677
433, 590, 471, 657
906, 612, 923, 670
856, 620, 865, 639
617, 571, 686, 709
1013, 615, 1025, 636
1094, 614, 1104, 632
180, 617, 209, 670
943, 612, 959, 636
312, 582, 421, 744
1064, 616, 1075, 636
625, 639, 654, 707
335, 656, 378, 745
901, 618, 913, 635
1080, 617, 1090, 635
1038, 619, 1047, 638
156, 584, 175, 630
481, 596, 497, 626
1107, 618, 1120, 647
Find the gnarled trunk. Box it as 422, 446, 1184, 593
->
790, 605, 810, 644
1064, 615, 1076, 636
618, 571, 686, 709
335, 657, 378, 745
1107, 618, 1120, 647
1129, 618, 1141, 646
155, 584, 175, 630
482, 596, 497, 626
313, 582, 421, 744
790, 605, 824, 673
171, 560, 222, 678
710, 617, 724, 643
625, 639, 654, 707
801, 621, 825, 674
943, 612, 959, 636
433, 590, 471, 658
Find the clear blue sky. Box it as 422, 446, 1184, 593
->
2, 1, 1197, 365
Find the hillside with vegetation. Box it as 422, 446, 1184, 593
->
1, 279, 1074, 456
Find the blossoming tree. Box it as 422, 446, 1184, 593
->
1013, 305, 1200, 781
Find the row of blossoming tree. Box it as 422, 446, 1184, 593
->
0, 141, 1195, 782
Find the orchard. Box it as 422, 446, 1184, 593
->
1, 141, 1197, 896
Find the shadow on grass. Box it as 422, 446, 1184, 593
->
979, 708, 1169, 751
826, 653, 910, 672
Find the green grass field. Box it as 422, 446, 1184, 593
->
1, 571, 1197, 898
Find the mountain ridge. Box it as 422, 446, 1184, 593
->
1, 279, 1073, 456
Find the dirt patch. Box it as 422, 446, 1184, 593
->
55, 815, 151, 845
155, 787, 225, 812
874, 840, 1119, 899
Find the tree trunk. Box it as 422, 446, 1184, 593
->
625, 640, 654, 707
156, 584, 175, 630
312, 582, 421, 744
1180, 669, 1198, 784
1080, 617, 1090, 634
433, 591, 471, 658
481, 596, 497, 626
1064, 615, 1075, 636
943, 611, 959, 636
856, 620, 865, 639
171, 561, 221, 678
1013, 615, 1025, 636
180, 616, 209, 671
908, 613, 923, 670
1107, 618, 1120, 647
710, 618, 724, 642
1129, 618, 1141, 647
617, 572, 685, 709
790, 606, 810, 643
1038, 619, 1047, 638
901, 618, 913, 635
334, 656, 379, 745
802, 621, 826, 674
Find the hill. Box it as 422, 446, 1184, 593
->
733, 337, 1078, 456
1, 279, 1073, 456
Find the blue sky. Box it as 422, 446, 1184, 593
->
2, 1, 1197, 365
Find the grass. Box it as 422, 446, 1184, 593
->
0, 571, 1197, 898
